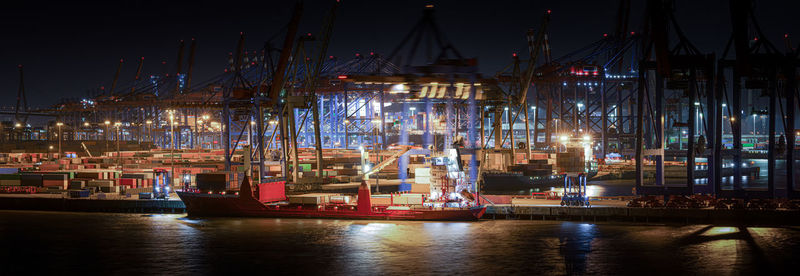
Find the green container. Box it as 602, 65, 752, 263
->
42, 171, 75, 179
0, 174, 21, 180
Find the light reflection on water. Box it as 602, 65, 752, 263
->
0, 211, 798, 274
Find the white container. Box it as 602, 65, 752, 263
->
329, 195, 351, 204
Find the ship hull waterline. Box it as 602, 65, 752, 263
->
177, 192, 487, 221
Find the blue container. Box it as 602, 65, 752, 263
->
398, 183, 412, 192
0, 168, 19, 175
68, 190, 90, 198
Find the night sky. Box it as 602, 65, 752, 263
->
1, 0, 797, 108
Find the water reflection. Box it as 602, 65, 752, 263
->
0, 211, 798, 274
675, 225, 776, 274
558, 222, 596, 275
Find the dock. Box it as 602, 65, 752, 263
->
0, 194, 185, 213
485, 199, 800, 226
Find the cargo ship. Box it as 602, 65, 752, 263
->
481, 146, 597, 195
481, 172, 597, 195
177, 176, 486, 221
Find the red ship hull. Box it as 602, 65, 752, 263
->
177, 192, 487, 221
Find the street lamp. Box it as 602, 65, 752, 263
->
532, 106, 537, 143
169, 111, 176, 191
197, 120, 204, 149
14, 122, 21, 141
82, 122, 90, 140
104, 120, 111, 153
371, 119, 382, 193
145, 120, 152, 144
56, 122, 63, 159
115, 122, 122, 166
169, 113, 175, 149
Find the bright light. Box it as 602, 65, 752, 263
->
409, 107, 416, 111
104, 120, 110, 125
202, 115, 209, 120
532, 106, 537, 110
504, 107, 509, 111
722, 103, 727, 107
584, 144, 592, 161
197, 120, 203, 124
559, 136, 568, 142
577, 103, 584, 108
358, 146, 364, 152
14, 123, 21, 128
363, 164, 371, 173
115, 122, 121, 127
343, 119, 350, 124
250, 121, 255, 125
583, 135, 591, 142
390, 83, 408, 93
146, 120, 152, 124
730, 117, 735, 122
49, 145, 53, 149
269, 120, 278, 125
56, 122, 63, 126
704, 227, 739, 236
694, 102, 700, 106
83, 122, 90, 127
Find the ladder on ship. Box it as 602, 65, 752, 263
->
364, 146, 411, 179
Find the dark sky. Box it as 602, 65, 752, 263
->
1, 0, 797, 108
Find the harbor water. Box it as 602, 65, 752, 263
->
1, 210, 798, 274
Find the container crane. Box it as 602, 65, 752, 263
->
308, 0, 342, 180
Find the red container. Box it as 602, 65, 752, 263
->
118, 178, 136, 187
257, 181, 286, 203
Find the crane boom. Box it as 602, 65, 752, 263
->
15, 65, 28, 124
131, 57, 144, 94
268, 2, 303, 104
309, 0, 342, 179
186, 38, 197, 91
498, 10, 550, 147
109, 59, 124, 95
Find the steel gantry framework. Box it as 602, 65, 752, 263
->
8, 0, 799, 200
